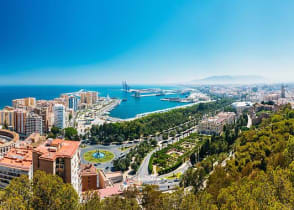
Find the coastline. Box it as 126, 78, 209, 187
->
121, 100, 214, 122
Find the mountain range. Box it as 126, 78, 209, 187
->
187, 75, 267, 85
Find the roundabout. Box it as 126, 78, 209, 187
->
83, 149, 115, 163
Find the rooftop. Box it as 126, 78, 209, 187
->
33, 139, 80, 161
98, 184, 122, 199
0, 147, 33, 171
105, 171, 123, 179
81, 164, 97, 176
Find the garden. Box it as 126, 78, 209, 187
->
149, 133, 209, 175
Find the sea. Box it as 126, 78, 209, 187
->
0, 85, 190, 119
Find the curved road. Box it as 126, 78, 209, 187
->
247, 114, 252, 128
137, 149, 157, 181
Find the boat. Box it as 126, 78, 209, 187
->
122, 98, 127, 102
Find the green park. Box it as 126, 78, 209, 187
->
83, 149, 115, 163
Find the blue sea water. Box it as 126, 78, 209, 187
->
0, 85, 189, 119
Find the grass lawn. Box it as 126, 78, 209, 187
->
165, 172, 182, 180
84, 150, 115, 163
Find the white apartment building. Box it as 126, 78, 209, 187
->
54, 104, 66, 129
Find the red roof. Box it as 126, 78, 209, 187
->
98, 184, 122, 199
33, 139, 80, 161
81, 164, 97, 176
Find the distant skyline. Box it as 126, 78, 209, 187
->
1, 0, 294, 85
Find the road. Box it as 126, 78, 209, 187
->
137, 149, 157, 181
158, 161, 191, 179
247, 114, 252, 128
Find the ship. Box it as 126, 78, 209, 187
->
122, 81, 130, 92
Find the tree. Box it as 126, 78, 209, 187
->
64, 127, 79, 141
141, 185, 162, 209
69, 113, 73, 121
1, 175, 32, 209
1, 171, 78, 210
49, 126, 61, 138
284, 136, 294, 165
190, 153, 196, 165
131, 162, 139, 172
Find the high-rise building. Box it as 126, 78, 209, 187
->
12, 99, 25, 108
25, 112, 43, 136
60, 94, 70, 108
54, 104, 66, 129
34, 107, 49, 134
80, 92, 89, 104
32, 139, 81, 195
68, 96, 78, 111
25, 97, 36, 107
0, 110, 15, 129
14, 109, 27, 134
90, 91, 98, 104
12, 97, 36, 109
80, 91, 98, 105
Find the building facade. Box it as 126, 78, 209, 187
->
54, 104, 66, 129
14, 109, 27, 134
80, 91, 98, 105
0, 147, 33, 189
32, 139, 81, 195
69, 96, 79, 111
34, 106, 49, 134
0, 110, 15, 130
198, 112, 236, 135
25, 113, 43, 136
81, 164, 98, 192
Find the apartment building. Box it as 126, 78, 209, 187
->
32, 139, 81, 194
12, 97, 36, 109
198, 112, 236, 135
25, 112, 43, 136
14, 109, 27, 134
80, 91, 98, 105
81, 164, 98, 192
54, 104, 66, 129
0, 109, 15, 130
0, 146, 33, 189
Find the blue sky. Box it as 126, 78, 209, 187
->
1, 0, 294, 84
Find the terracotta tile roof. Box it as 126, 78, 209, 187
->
98, 184, 122, 199
0, 147, 32, 171
33, 139, 80, 161
105, 171, 123, 179
81, 164, 97, 176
